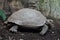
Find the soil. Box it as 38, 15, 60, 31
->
0, 20, 60, 40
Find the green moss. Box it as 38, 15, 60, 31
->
39, 0, 44, 3
39, 0, 44, 8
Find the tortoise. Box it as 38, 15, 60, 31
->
5, 8, 53, 35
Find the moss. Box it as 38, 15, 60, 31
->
39, 0, 44, 3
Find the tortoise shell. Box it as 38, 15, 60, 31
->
6, 8, 47, 28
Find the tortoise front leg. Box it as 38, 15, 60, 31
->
40, 24, 48, 35
9, 25, 18, 32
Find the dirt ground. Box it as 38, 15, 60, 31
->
0, 20, 60, 40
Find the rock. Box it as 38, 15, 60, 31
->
57, 38, 60, 40
0, 36, 2, 39
20, 39, 24, 40
21, 33, 24, 36
52, 31, 54, 34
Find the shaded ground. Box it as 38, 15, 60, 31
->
0, 20, 60, 40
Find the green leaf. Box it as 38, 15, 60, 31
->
0, 9, 7, 21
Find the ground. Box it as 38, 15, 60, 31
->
0, 20, 60, 40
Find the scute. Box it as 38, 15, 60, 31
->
7, 8, 47, 28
